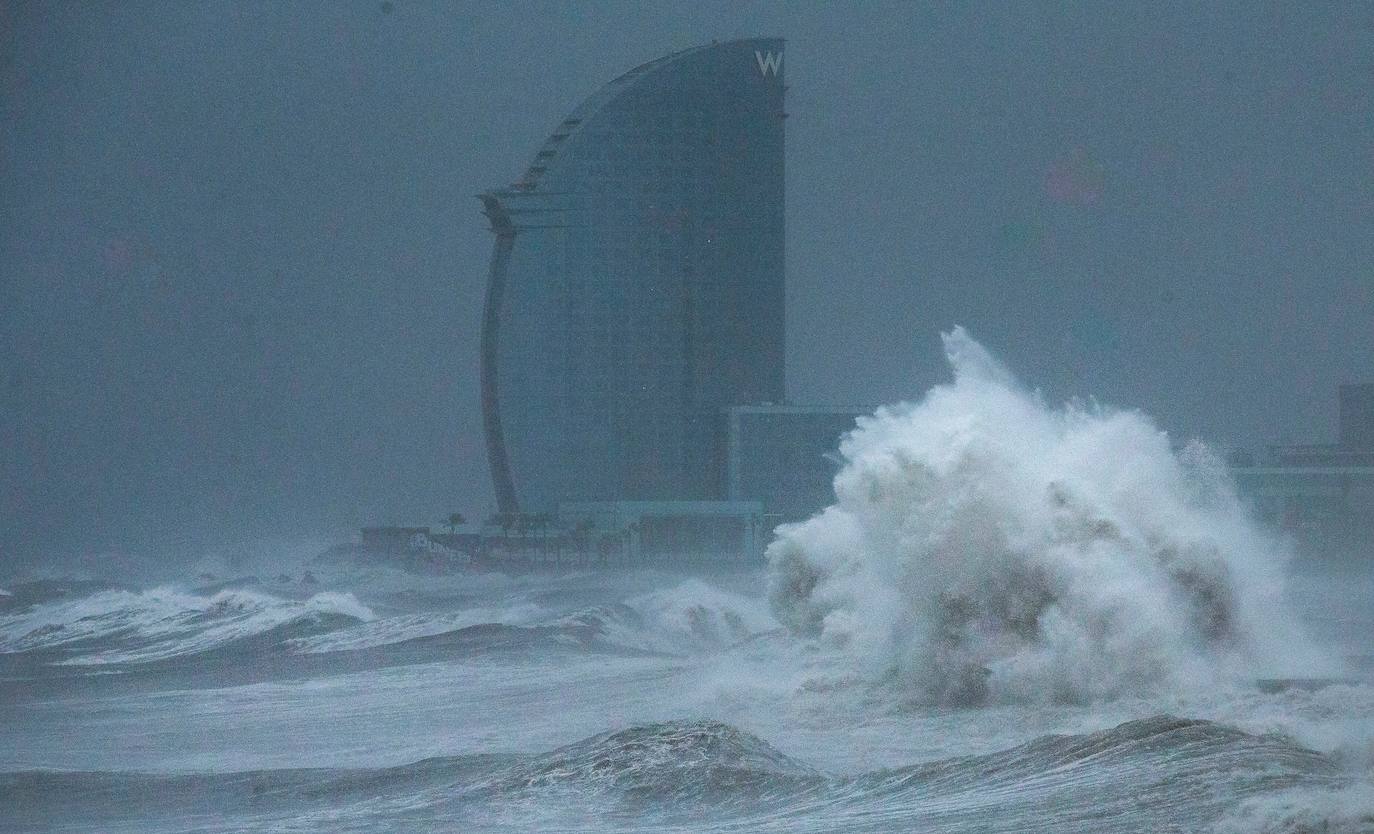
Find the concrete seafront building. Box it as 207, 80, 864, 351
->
1340, 383, 1374, 451
479, 38, 787, 516
1232, 384, 1374, 557
1257, 385, 1374, 469
559, 501, 764, 566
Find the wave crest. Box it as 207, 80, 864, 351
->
555, 580, 777, 655
500, 720, 818, 801
4, 715, 1345, 833
0, 585, 373, 665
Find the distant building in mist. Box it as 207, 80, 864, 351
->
1233, 384, 1374, 559
479, 38, 787, 516
1265, 383, 1374, 468
1340, 383, 1374, 451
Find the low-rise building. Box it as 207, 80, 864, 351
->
1231, 384, 1374, 559
723, 404, 868, 523
558, 500, 764, 567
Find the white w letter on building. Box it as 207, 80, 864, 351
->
755, 50, 782, 77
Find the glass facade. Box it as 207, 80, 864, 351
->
724, 405, 869, 522
481, 39, 786, 513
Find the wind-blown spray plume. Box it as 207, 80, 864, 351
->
767, 327, 1333, 704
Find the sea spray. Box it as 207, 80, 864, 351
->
767, 327, 1333, 704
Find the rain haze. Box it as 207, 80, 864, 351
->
4, 5, 1374, 833
4, 1, 1371, 570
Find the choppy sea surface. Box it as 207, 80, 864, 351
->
5, 331, 1372, 832
0, 565, 1371, 834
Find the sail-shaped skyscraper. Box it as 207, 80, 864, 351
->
479, 39, 786, 513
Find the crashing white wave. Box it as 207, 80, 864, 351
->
767, 327, 1335, 704
558, 579, 778, 655
286, 601, 550, 654
292, 578, 777, 657
0, 585, 374, 665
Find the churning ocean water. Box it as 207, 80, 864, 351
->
3, 331, 1373, 833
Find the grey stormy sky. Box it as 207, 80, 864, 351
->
2, 1, 1372, 571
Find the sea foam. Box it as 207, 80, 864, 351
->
768, 327, 1334, 704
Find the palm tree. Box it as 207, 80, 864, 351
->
532, 512, 552, 560
571, 518, 592, 565
445, 512, 466, 534
495, 512, 515, 536
489, 512, 516, 558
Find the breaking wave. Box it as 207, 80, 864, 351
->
271, 579, 773, 657
0, 585, 373, 665
768, 327, 1335, 705
554, 579, 778, 655
0, 577, 774, 668
286, 602, 550, 654
1, 715, 1349, 833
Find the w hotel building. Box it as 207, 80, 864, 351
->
479, 39, 788, 514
